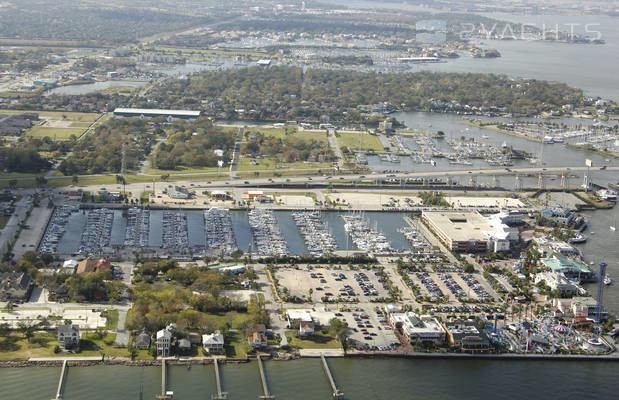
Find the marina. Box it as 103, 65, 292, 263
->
162, 211, 190, 255
38, 205, 79, 254
248, 209, 288, 256
291, 211, 338, 256
342, 213, 394, 254
78, 208, 114, 255
124, 207, 150, 247
203, 208, 237, 255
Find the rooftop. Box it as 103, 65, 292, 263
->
423, 211, 494, 242
113, 108, 201, 117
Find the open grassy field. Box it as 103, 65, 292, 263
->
238, 156, 330, 171
0, 109, 101, 123
239, 126, 329, 144
0, 332, 130, 360
336, 131, 384, 151
26, 126, 84, 140
145, 166, 220, 176
285, 331, 341, 349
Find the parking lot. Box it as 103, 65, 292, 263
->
292, 307, 400, 350
408, 271, 500, 304
274, 266, 391, 303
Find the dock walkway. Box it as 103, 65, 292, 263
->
320, 353, 343, 399
257, 354, 274, 399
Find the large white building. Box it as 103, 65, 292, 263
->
535, 271, 580, 296
422, 211, 516, 253
390, 312, 446, 344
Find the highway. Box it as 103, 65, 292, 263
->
63, 165, 618, 198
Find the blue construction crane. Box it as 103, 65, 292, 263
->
594, 262, 607, 339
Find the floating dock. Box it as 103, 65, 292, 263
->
211, 358, 228, 400
257, 354, 275, 399
321, 353, 344, 399
53, 359, 67, 400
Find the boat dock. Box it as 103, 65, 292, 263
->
320, 353, 343, 399
156, 359, 173, 399
257, 354, 275, 399
211, 358, 228, 400
53, 359, 67, 400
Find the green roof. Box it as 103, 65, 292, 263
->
541, 256, 591, 273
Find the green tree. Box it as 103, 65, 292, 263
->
328, 317, 349, 346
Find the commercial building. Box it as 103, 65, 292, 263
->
169, 185, 190, 199
443, 323, 492, 353
390, 312, 446, 344
534, 271, 580, 297
421, 211, 514, 253
540, 256, 595, 282
540, 205, 576, 226
113, 108, 201, 120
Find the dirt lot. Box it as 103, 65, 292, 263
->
274, 266, 391, 303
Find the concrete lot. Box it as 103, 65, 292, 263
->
11, 205, 53, 261
274, 266, 390, 303
326, 192, 422, 209
1, 307, 107, 329
277, 195, 315, 207
445, 196, 524, 208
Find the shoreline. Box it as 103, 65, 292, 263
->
2, 351, 618, 368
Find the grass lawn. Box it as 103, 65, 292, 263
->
105, 310, 119, 330
0, 332, 128, 360
241, 126, 328, 144
26, 126, 84, 140
285, 331, 341, 349
223, 331, 251, 358
238, 156, 330, 171
145, 166, 220, 176
337, 132, 384, 151
0, 109, 101, 123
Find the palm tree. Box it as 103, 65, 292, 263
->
72, 175, 79, 185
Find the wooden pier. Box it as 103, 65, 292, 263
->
53, 359, 67, 400
257, 354, 275, 399
211, 357, 228, 400
156, 359, 173, 399
320, 353, 343, 399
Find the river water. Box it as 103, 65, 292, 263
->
1, 358, 618, 400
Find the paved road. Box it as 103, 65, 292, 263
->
114, 310, 129, 346
0, 195, 31, 257
255, 265, 288, 346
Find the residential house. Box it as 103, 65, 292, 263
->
0, 271, 34, 302
202, 331, 224, 354
156, 329, 172, 357
248, 331, 268, 349
58, 324, 80, 349
135, 330, 151, 350
299, 321, 315, 337
177, 338, 191, 353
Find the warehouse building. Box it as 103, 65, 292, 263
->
113, 108, 201, 120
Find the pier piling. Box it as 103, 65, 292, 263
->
211, 357, 228, 400
321, 353, 344, 399
53, 359, 67, 400
257, 354, 275, 399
